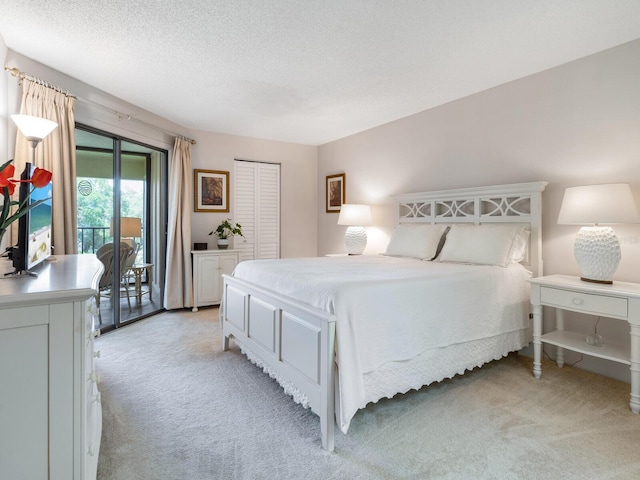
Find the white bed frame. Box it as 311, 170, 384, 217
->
221, 181, 548, 451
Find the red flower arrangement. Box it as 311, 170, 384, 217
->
0, 159, 53, 244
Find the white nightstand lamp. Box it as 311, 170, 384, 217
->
558, 183, 640, 284
337, 204, 372, 255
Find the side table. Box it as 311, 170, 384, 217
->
530, 274, 640, 414
129, 263, 153, 303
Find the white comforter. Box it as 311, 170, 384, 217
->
232, 255, 531, 432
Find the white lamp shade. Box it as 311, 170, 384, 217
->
11, 114, 58, 141
557, 183, 640, 225
558, 183, 639, 284
111, 217, 142, 238
337, 204, 372, 226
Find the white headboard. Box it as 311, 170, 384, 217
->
391, 182, 548, 277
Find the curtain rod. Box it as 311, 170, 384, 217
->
4, 66, 196, 145
5, 66, 75, 97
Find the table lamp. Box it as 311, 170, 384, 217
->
111, 217, 142, 255
337, 204, 372, 255
557, 183, 640, 284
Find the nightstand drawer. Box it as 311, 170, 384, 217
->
540, 287, 628, 318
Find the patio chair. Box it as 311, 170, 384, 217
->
95, 242, 136, 324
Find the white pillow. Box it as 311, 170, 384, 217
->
437, 224, 528, 267
509, 228, 530, 263
385, 224, 448, 260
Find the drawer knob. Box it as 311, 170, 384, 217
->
88, 444, 95, 456
572, 298, 584, 305
94, 350, 101, 359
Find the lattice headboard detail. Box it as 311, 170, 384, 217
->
391, 182, 548, 276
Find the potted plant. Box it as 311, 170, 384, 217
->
209, 219, 243, 250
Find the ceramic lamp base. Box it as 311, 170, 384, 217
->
574, 226, 620, 284
344, 226, 367, 255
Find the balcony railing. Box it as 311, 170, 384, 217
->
78, 226, 144, 263
78, 226, 110, 254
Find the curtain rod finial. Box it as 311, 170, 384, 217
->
4, 66, 24, 78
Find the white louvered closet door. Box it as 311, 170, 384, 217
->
234, 160, 280, 262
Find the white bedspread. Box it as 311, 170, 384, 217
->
232, 255, 531, 433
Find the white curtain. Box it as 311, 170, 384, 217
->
13, 79, 77, 253
164, 137, 193, 309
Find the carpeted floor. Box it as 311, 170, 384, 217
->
96, 308, 640, 480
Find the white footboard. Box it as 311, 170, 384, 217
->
221, 274, 337, 452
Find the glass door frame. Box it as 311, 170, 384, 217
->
75, 123, 168, 331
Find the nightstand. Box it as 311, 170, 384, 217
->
191, 250, 239, 311
530, 275, 640, 414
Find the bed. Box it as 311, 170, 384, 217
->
220, 181, 548, 451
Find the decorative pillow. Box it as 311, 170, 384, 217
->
384, 224, 449, 260
509, 228, 530, 263
437, 224, 528, 267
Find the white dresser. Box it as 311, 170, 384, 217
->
192, 249, 239, 311
0, 254, 103, 480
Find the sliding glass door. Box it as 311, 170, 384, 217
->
75, 125, 167, 330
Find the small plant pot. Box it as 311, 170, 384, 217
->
217, 238, 229, 250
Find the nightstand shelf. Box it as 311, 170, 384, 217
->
541, 330, 630, 365
530, 274, 640, 415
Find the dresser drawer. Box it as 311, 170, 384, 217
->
540, 287, 628, 318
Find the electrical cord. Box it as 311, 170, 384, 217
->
540, 316, 603, 368
542, 347, 584, 368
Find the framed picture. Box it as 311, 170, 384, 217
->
194, 169, 229, 212
326, 173, 346, 213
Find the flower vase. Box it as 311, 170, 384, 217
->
0, 228, 13, 275
217, 238, 229, 250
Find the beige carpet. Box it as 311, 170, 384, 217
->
96, 308, 640, 479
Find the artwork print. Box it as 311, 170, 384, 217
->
326, 173, 346, 213
194, 169, 229, 212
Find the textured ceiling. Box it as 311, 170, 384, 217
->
2, 1, 640, 146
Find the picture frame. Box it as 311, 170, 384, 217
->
326, 173, 346, 213
194, 169, 229, 212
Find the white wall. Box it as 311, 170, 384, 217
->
189, 131, 317, 257
318, 39, 640, 382
0, 34, 7, 160
2, 50, 318, 259
0, 36, 9, 252
5, 51, 185, 152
